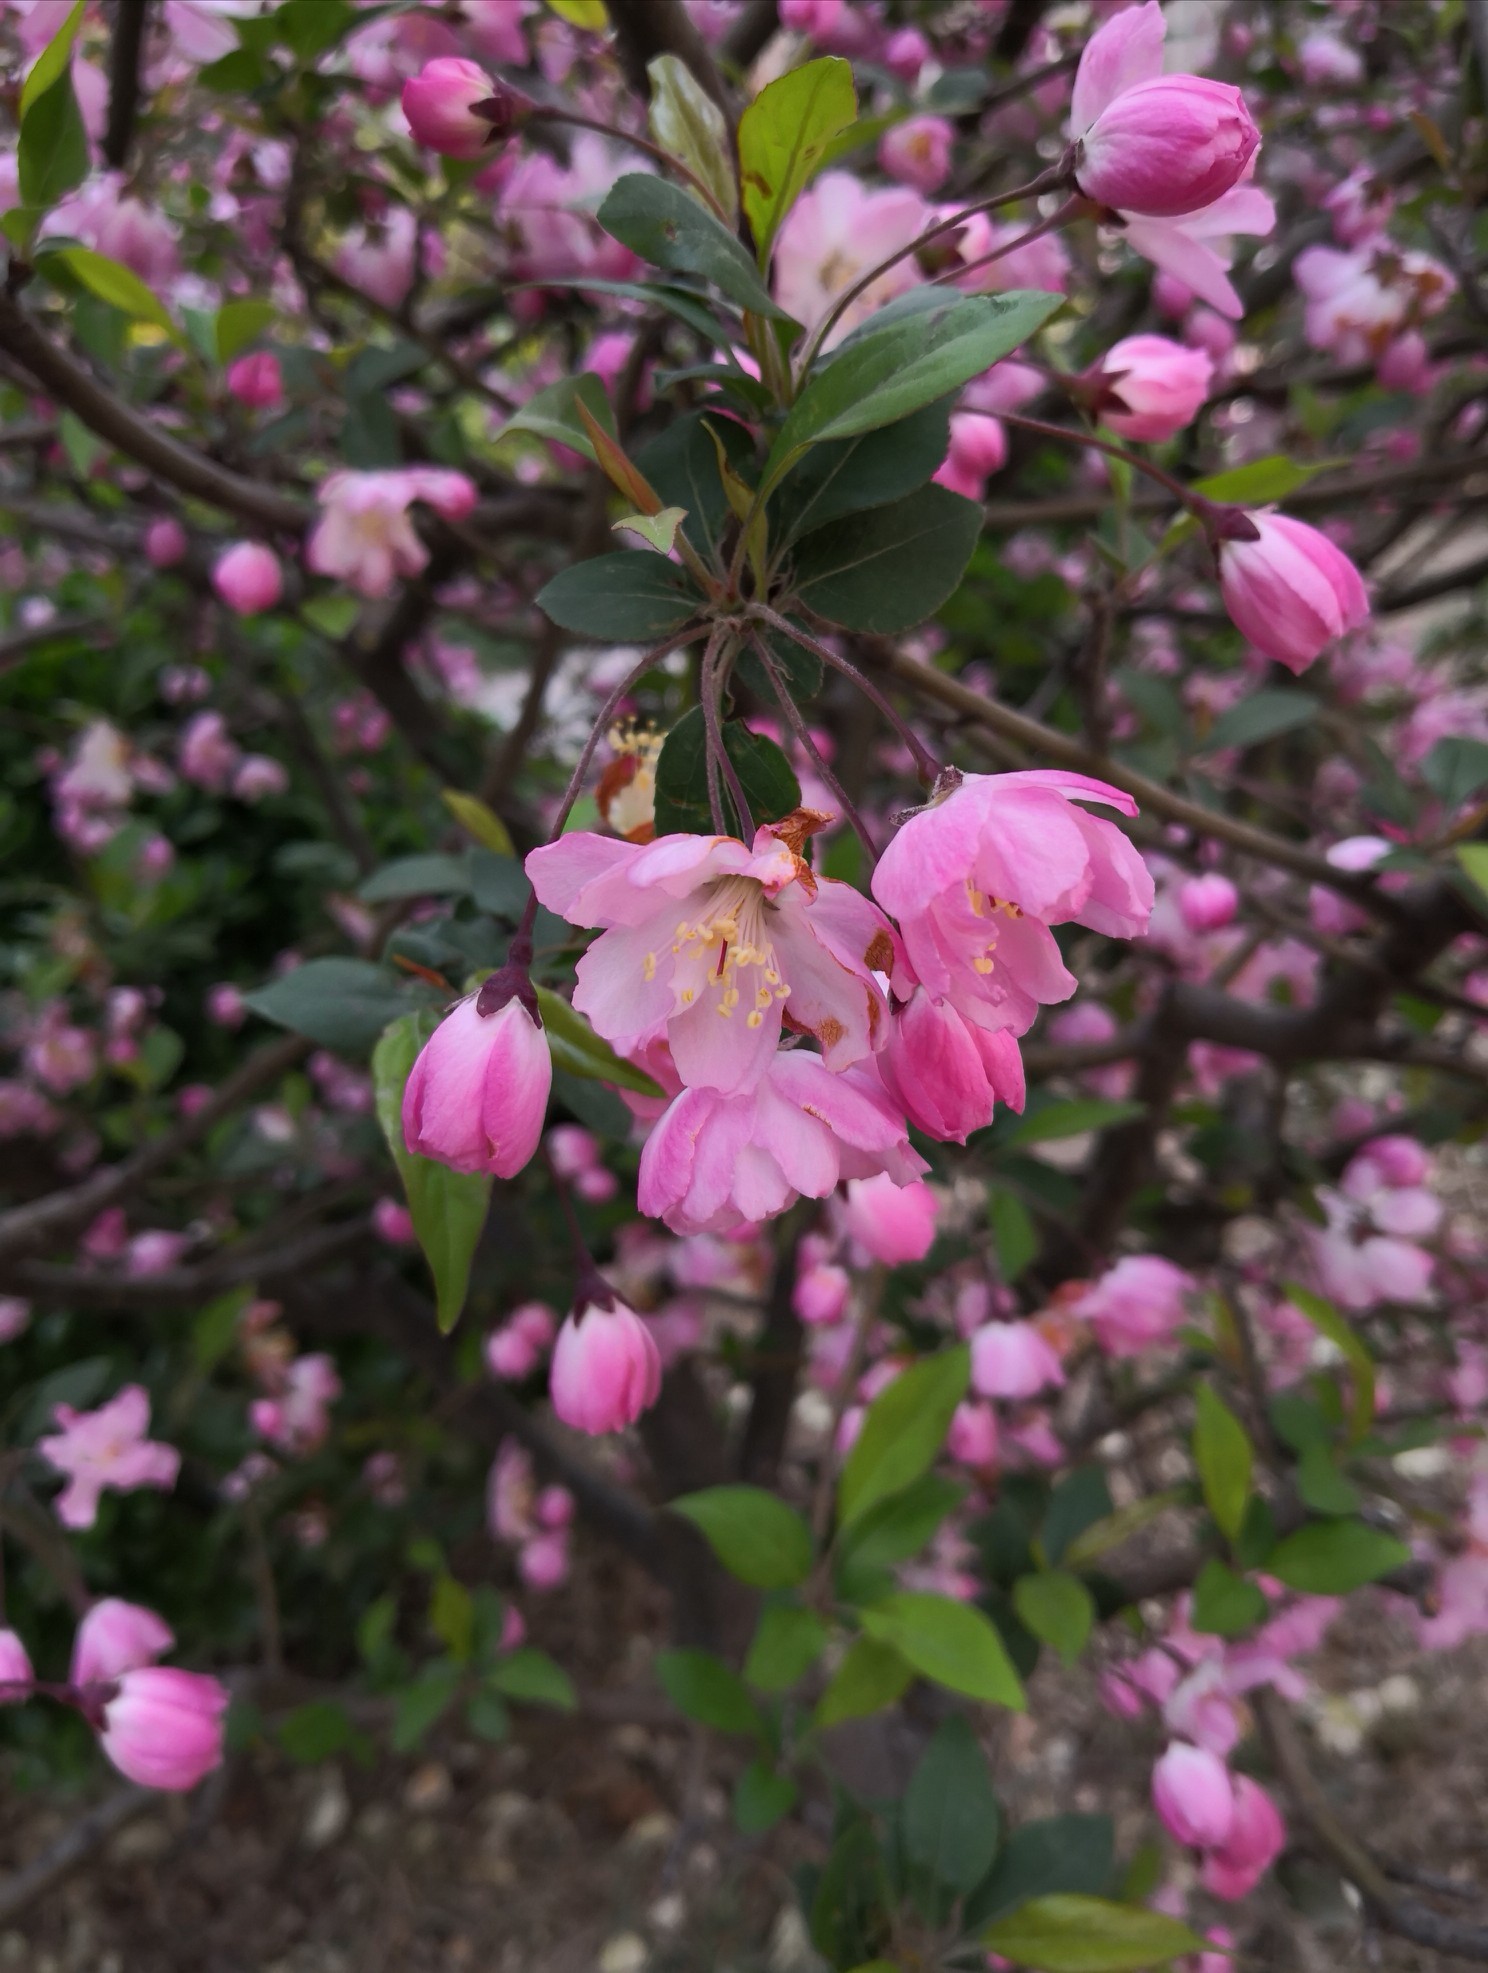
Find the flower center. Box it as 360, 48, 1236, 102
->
664, 876, 790, 1029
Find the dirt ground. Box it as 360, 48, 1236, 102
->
1, 1571, 1484, 1973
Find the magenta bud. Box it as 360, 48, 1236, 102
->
1218, 512, 1369, 673
549, 1296, 661, 1435
225, 350, 283, 411
402, 993, 551, 1178
402, 58, 517, 159
97, 1666, 229, 1792
212, 541, 282, 616
1076, 75, 1260, 217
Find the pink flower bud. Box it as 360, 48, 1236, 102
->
1085, 333, 1213, 442
371, 1197, 416, 1245
401, 57, 503, 159
144, 515, 188, 568
1152, 1742, 1235, 1849
793, 1261, 851, 1327
402, 993, 551, 1179
1200, 1775, 1285, 1898
948, 1400, 998, 1467
1218, 513, 1369, 673
518, 1530, 569, 1589
97, 1666, 229, 1791
840, 1174, 938, 1265
549, 1297, 662, 1435
71, 1598, 174, 1686
884, 26, 929, 81
0, 1626, 33, 1696
212, 541, 282, 616
879, 990, 1025, 1144
970, 1320, 1066, 1400
225, 351, 283, 410
1076, 75, 1260, 217
878, 114, 954, 194
1178, 873, 1238, 933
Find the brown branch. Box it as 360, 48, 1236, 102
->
0, 294, 307, 531
102, 0, 151, 170
605, 0, 733, 118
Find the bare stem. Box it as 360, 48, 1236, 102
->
747, 634, 878, 858
748, 605, 941, 783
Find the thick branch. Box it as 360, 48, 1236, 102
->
605, 0, 732, 116
102, 0, 151, 169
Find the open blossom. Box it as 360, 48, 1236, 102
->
98, 1668, 229, 1791
1083, 333, 1213, 442
871, 771, 1153, 1038
1071, 1, 1259, 218
970, 1320, 1066, 1400
1074, 1254, 1196, 1357
38, 1385, 180, 1529
1294, 242, 1453, 365
1121, 183, 1276, 321
71, 1599, 174, 1686
773, 170, 928, 346
307, 468, 478, 599
639, 1052, 925, 1237
549, 1294, 662, 1434
878, 114, 954, 194
527, 818, 897, 1097
333, 205, 418, 308
486, 1301, 557, 1380
250, 1352, 341, 1454
1218, 512, 1369, 673
403, 993, 551, 1177
1309, 1147, 1438, 1312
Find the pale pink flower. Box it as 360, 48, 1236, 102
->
1297, 29, 1364, 87
840, 1173, 938, 1265
933, 412, 1009, 498
1294, 243, 1453, 365
953, 212, 1071, 295
772, 170, 929, 347
970, 1320, 1066, 1400
307, 468, 477, 599
871, 771, 1152, 1038
332, 204, 418, 308
1152, 1741, 1234, 1849
402, 993, 551, 1178
250, 1353, 340, 1455
1120, 182, 1276, 320
527, 824, 897, 1097
1074, 1254, 1195, 1357
1324, 168, 1393, 248
38, 1385, 181, 1529
1070, 1, 1259, 218
485, 1302, 557, 1380
71, 1599, 174, 1686
639, 1052, 925, 1236
232, 755, 289, 802
178, 711, 239, 793
948, 1400, 999, 1468
549, 1294, 662, 1435
794, 1260, 851, 1326
878, 115, 954, 194
97, 1667, 228, 1791
1218, 512, 1369, 673
0, 1297, 30, 1342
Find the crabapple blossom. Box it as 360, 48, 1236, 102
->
1082, 334, 1213, 442
1074, 1254, 1196, 1357
71, 1599, 174, 1686
225, 351, 283, 409
401, 57, 501, 159
549, 1294, 662, 1434
878, 988, 1026, 1144
212, 541, 282, 616
773, 171, 928, 346
1201, 1776, 1286, 1898
144, 515, 188, 567
1120, 183, 1276, 320
1178, 874, 1239, 933
1152, 1741, 1235, 1849
96, 1668, 229, 1791
37, 1386, 180, 1529
485, 1302, 557, 1380
839, 1174, 938, 1266
1217, 512, 1369, 672
250, 1353, 341, 1454
307, 468, 478, 598
402, 993, 551, 1178
970, 1320, 1066, 1400
878, 115, 954, 194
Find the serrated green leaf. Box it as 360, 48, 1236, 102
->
1198, 689, 1319, 755
813, 1636, 913, 1728
532, 985, 663, 1098
1190, 1558, 1267, 1637
738, 57, 857, 259
1268, 1518, 1410, 1594
745, 1605, 829, 1691
536, 552, 700, 641
734, 1758, 797, 1832
903, 1715, 999, 1891
245, 956, 421, 1053
597, 173, 794, 321
655, 1648, 763, 1736
791, 482, 981, 633
499, 372, 617, 462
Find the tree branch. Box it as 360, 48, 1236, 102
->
102, 0, 151, 170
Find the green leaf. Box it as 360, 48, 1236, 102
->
18, 61, 88, 213
838, 1346, 969, 1528
651, 707, 801, 836
430, 1573, 474, 1662
499, 372, 617, 461
215, 298, 277, 363
277, 1699, 363, 1764
1199, 689, 1320, 755
614, 505, 689, 553
1001, 1099, 1145, 1147
1193, 1383, 1252, 1542
1283, 1282, 1375, 1442
836, 1474, 964, 1578
536, 552, 700, 641
1192, 454, 1335, 505
533, 985, 664, 1098
1062, 1491, 1186, 1571
372, 1013, 493, 1334
964, 1816, 1115, 1930
813, 1636, 912, 1728
671, 1485, 814, 1589
983, 1896, 1203, 1971
20, 0, 84, 114
44, 246, 182, 341
1012, 1572, 1094, 1667
737, 56, 856, 260
1297, 1442, 1362, 1515
734, 1758, 797, 1833
1190, 1557, 1267, 1637
301, 593, 360, 638
655, 1648, 764, 1736
859, 1592, 1025, 1708
647, 53, 737, 225
791, 482, 981, 633
990, 1191, 1038, 1281
1042, 1468, 1114, 1567
275, 0, 355, 60
244, 956, 419, 1054
466, 1691, 511, 1742
597, 174, 794, 320
1422, 736, 1488, 809
771, 399, 953, 543
442, 789, 516, 857
487, 1646, 577, 1711
635, 409, 757, 555
358, 852, 474, 904
746, 1604, 829, 1691
902, 1716, 1000, 1892
1268, 1518, 1410, 1594
391, 1663, 461, 1753
763, 292, 1061, 494
1458, 843, 1488, 903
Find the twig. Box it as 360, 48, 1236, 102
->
102, 0, 151, 170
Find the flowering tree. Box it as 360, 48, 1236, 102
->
1, 0, 1487, 1964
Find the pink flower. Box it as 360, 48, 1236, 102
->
879, 988, 1026, 1144
0, 1627, 33, 1696
0, 1296, 30, 1342
232, 755, 289, 802
840, 1174, 938, 1265
178, 711, 239, 793
485, 1301, 557, 1380
1120, 183, 1276, 320
225, 351, 283, 410
401, 56, 502, 159
332, 205, 418, 308
933, 412, 1009, 498
871, 771, 1153, 1038
1200, 1776, 1285, 1898
71, 1600, 174, 1686
250, 1353, 340, 1455
1178, 874, 1238, 933
878, 115, 954, 194
144, 516, 188, 568
639, 1053, 925, 1236
527, 823, 896, 1097
1218, 512, 1369, 673
518, 1530, 569, 1589
207, 982, 246, 1028
37, 1386, 180, 1529
212, 542, 282, 616
1324, 169, 1393, 248
948, 1400, 998, 1467
403, 993, 551, 1178
1297, 29, 1364, 87
772, 170, 929, 346
1084, 333, 1213, 442
1294, 243, 1453, 365
371, 1197, 416, 1245
97, 1667, 229, 1791
1152, 1742, 1234, 1849
1071, 1, 1259, 218
1075, 1254, 1195, 1357
794, 1261, 851, 1326
307, 468, 478, 599
549, 1294, 662, 1435
971, 1320, 1066, 1400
